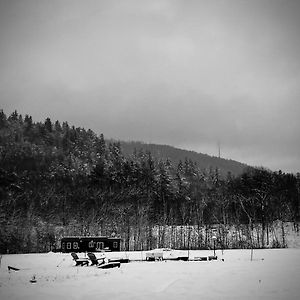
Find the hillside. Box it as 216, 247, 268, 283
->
1, 110, 299, 254
119, 141, 249, 177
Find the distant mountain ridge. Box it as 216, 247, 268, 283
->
118, 140, 249, 177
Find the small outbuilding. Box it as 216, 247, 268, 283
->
60, 236, 121, 253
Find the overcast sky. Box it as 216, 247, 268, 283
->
0, 0, 299, 173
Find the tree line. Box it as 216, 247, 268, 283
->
0, 110, 299, 253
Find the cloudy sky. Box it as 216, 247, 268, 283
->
0, 0, 299, 173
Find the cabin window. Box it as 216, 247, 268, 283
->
67, 242, 71, 249
113, 242, 118, 249
89, 241, 95, 248
96, 242, 104, 250
73, 242, 79, 249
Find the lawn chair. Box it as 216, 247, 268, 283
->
87, 252, 105, 266
71, 252, 89, 266
86, 252, 120, 269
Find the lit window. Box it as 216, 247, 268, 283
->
113, 242, 118, 248
67, 242, 71, 249
62, 242, 65, 249
73, 242, 79, 249
89, 241, 95, 248
96, 242, 104, 250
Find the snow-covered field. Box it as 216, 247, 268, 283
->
0, 249, 299, 300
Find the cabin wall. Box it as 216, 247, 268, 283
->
61, 237, 121, 252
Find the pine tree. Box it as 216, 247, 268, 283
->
0, 110, 7, 128
44, 118, 52, 132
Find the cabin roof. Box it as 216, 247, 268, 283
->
61, 236, 121, 240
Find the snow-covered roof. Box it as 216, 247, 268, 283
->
61, 236, 121, 240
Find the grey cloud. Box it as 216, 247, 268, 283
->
0, 0, 299, 173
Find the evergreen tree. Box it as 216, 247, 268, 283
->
44, 117, 52, 132
0, 110, 7, 129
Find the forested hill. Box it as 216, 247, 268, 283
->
119, 141, 248, 177
1, 110, 299, 254
0, 108, 248, 177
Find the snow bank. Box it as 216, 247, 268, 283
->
1, 249, 300, 300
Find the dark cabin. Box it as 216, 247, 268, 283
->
60, 236, 121, 253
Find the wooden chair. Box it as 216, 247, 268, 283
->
87, 252, 105, 266
71, 252, 89, 266
86, 252, 121, 269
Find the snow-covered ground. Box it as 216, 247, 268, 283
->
0, 249, 300, 300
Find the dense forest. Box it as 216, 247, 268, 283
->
0, 110, 299, 253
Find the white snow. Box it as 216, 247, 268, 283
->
0, 249, 300, 300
